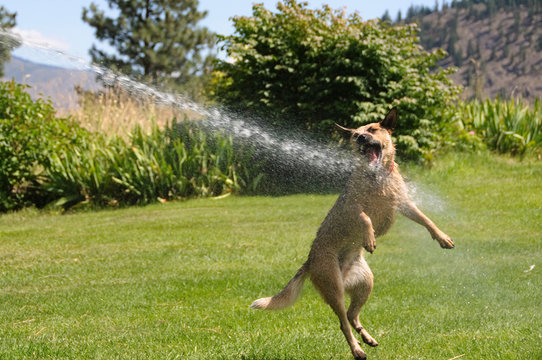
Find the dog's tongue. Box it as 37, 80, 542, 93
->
366, 148, 378, 164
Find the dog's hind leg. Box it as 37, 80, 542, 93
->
310, 261, 368, 360
344, 257, 378, 347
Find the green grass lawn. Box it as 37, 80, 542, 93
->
1, 153, 541, 359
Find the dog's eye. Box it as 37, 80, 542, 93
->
367, 128, 377, 134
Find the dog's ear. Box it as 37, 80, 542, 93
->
380, 107, 398, 131
335, 123, 354, 139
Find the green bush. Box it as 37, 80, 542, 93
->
213, 0, 460, 161
0, 80, 87, 211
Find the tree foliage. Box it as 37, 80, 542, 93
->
82, 0, 216, 97
213, 0, 460, 161
0, 6, 18, 77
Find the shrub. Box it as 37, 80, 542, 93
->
0, 80, 87, 211
213, 0, 461, 162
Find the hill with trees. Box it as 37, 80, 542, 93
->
392, 0, 542, 100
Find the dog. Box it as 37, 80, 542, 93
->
250, 108, 455, 360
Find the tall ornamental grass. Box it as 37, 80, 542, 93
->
42, 120, 263, 210
457, 97, 542, 157
70, 86, 199, 138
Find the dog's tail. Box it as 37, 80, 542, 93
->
250, 263, 309, 310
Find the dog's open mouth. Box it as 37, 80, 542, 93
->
361, 143, 382, 166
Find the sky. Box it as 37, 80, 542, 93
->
1, 0, 439, 69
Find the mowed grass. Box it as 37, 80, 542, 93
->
0, 153, 541, 359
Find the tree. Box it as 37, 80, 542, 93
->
381, 10, 392, 23
466, 39, 474, 58
0, 6, 18, 77
82, 0, 216, 97
214, 0, 460, 161
453, 45, 464, 66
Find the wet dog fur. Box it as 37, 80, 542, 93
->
251, 108, 455, 360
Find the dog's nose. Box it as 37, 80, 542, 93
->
356, 133, 369, 145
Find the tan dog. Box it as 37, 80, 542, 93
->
251, 108, 455, 360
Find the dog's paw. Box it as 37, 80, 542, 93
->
363, 239, 376, 254
351, 345, 367, 360
435, 232, 455, 249
359, 329, 378, 347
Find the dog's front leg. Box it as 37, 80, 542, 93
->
358, 211, 377, 253
398, 200, 455, 249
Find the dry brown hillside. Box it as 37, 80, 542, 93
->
404, 2, 542, 100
